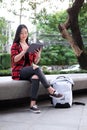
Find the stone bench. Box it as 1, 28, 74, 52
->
0, 73, 87, 101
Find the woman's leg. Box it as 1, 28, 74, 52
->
20, 66, 40, 107
30, 77, 39, 107
32, 67, 64, 98
20, 66, 64, 102
20, 66, 50, 89
33, 67, 55, 94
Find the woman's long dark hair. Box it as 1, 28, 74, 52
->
13, 24, 29, 45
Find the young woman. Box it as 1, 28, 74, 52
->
11, 24, 64, 113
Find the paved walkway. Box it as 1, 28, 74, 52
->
0, 91, 87, 130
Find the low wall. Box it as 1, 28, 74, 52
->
0, 74, 87, 101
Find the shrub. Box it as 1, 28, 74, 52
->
0, 53, 11, 69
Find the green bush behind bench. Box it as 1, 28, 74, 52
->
0, 53, 11, 69
0, 68, 87, 76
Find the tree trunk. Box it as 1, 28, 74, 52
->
58, 0, 87, 69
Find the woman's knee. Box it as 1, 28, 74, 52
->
32, 75, 39, 79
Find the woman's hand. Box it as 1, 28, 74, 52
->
34, 48, 42, 64
14, 43, 29, 63
35, 48, 42, 58
22, 43, 29, 53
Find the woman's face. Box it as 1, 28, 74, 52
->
20, 27, 28, 42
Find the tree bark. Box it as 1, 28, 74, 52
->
58, 0, 87, 69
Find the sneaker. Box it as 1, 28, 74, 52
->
49, 91, 64, 99
30, 105, 41, 114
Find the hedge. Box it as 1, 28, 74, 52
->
0, 53, 11, 69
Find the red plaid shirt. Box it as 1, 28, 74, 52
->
11, 43, 37, 80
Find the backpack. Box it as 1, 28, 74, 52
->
50, 76, 85, 108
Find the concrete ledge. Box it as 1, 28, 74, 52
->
0, 76, 48, 100
0, 74, 87, 100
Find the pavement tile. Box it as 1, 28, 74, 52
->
0, 93, 87, 130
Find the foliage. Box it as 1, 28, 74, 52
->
79, 3, 87, 35
0, 17, 8, 48
0, 17, 14, 53
36, 10, 67, 34
36, 7, 86, 35
0, 53, 11, 69
39, 44, 77, 66
35, 3, 87, 45
0, 69, 11, 76
1, 67, 87, 76
0, 0, 2, 4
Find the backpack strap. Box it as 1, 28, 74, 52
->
56, 76, 74, 85
72, 101, 85, 106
